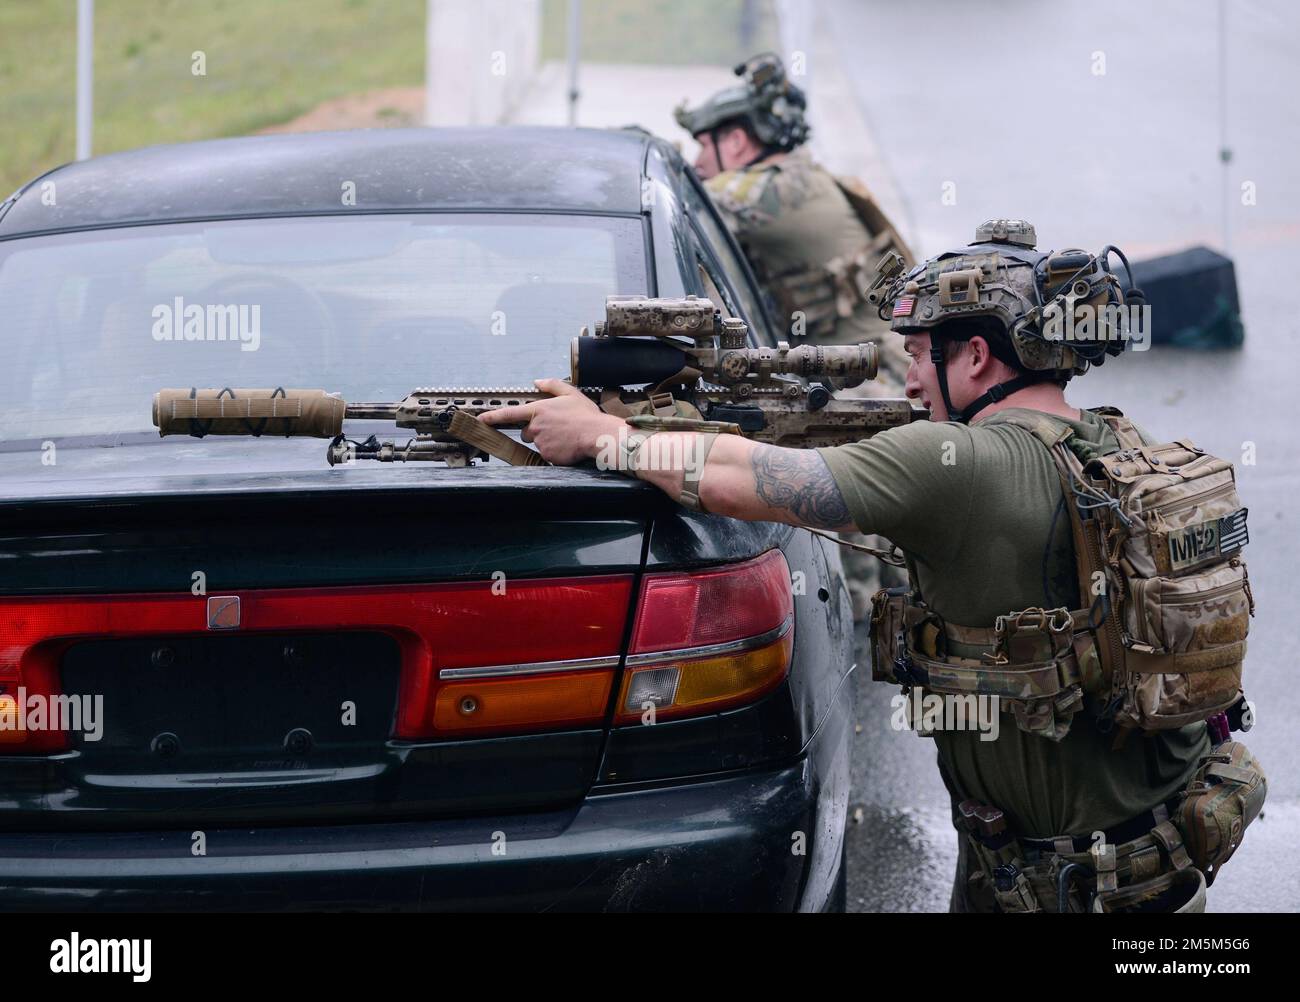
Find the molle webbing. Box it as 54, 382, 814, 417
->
765, 233, 898, 336
994, 408, 1251, 735
901, 603, 1094, 701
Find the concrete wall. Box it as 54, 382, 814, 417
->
425, 0, 541, 126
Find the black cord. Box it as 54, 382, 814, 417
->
1098, 244, 1137, 288
1056, 861, 1093, 913
1042, 493, 1068, 607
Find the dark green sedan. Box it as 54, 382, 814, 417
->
0, 126, 854, 911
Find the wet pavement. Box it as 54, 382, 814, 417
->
827, 0, 1300, 912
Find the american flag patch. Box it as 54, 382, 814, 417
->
1219, 507, 1249, 553
892, 295, 916, 318
1167, 507, 1249, 571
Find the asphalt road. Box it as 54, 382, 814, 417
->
827, 0, 1300, 912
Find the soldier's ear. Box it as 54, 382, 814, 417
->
719, 124, 748, 155
964, 336, 992, 374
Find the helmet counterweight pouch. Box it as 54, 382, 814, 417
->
1001, 409, 1253, 734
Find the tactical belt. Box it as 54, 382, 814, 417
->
1019, 795, 1185, 856
960, 795, 1197, 911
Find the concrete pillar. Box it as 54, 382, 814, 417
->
426, 0, 541, 126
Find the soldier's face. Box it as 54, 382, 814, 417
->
691, 127, 753, 180
692, 133, 724, 180
903, 334, 938, 417
905, 333, 1004, 421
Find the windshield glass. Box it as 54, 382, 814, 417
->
0, 213, 647, 441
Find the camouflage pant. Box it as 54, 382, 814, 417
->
939, 754, 1206, 914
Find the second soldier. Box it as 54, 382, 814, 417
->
675, 52, 912, 616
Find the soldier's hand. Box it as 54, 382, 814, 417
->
480, 378, 624, 466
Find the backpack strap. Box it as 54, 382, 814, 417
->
1093, 409, 1145, 451
833, 174, 916, 265
995, 411, 1129, 718
988, 410, 1073, 451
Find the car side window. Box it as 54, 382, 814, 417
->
696, 259, 730, 315
680, 175, 776, 347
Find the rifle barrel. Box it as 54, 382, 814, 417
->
346, 403, 401, 420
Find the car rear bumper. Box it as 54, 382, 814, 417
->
0, 752, 847, 912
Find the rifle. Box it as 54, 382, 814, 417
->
152, 295, 926, 468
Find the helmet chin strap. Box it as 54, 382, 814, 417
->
707, 129, 726, 177
929, 344, 1039, 425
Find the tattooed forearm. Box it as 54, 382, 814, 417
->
750, 444, 853, 529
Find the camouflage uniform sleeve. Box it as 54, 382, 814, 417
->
705, 167, 781, 237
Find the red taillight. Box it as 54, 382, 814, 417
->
615, 549, 794, 723
0, 553, 794, 748
396, 576, 632, 738
0, 634, 69, 752
0, 576, 634, 750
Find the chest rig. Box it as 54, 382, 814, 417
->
868, 407, 1253, 743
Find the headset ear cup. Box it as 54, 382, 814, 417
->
1109, 285, 1146, 357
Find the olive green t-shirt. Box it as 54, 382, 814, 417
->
818, 408, 1210, 837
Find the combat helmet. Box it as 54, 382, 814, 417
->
674, 52, 810, 156
870, 219, 1146, 423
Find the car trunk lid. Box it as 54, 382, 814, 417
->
0, 439, 654, 830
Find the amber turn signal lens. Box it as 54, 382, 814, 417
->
433, 670, 614, 736
615, 626, 793, 723
0, 693, 25, 744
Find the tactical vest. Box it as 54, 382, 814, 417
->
762, 177, 914, 340
869, 407, 1253, 743
714, 160, 913, 340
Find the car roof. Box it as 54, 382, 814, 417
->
0, 126, 661, 240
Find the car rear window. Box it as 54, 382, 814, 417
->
0, 213, 646, 441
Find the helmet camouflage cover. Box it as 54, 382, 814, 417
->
875, 219, 1138, 378
674, 52, 810, 152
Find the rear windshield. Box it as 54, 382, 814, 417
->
0, 213, 647, 441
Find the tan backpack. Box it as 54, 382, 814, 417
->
1001, 407, 1253, 734
870, 407, 1254, 742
